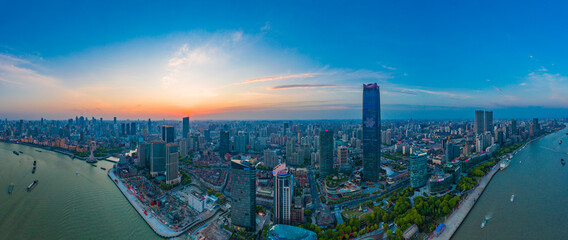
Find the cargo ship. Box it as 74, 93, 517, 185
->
27, 180, 38, 191
13, 151, 19, 155
8, 183, 14, 195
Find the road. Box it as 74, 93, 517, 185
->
307, 168, 321, 210
333, 180, 409, 209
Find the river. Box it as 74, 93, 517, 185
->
453, 129, 568, 239
0, 142, 160, 239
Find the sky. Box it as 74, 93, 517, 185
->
1, 1, 568, 120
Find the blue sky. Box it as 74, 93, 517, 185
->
1, 1, 567, 120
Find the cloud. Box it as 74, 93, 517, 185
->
492, 86, 504, 93
238, 72, 324, 84
0, 54, 61, 88
393, 87, 470, 99
232, 31, 243, 42
268, 84, 338, 90
381, 64, 396, 71
261, 22, 271, 31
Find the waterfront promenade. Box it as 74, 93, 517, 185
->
108, 169, 186, 238
432, 166, 499, 240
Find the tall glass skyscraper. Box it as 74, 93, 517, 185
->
362, 83, 381, 182
182, 117, 190, 139
409, 152, 428, 188
161, 125, 175, 143
230, 160, 256, 232
319, 129, 334, 177
220, 131, 230, 158
273, 163, 293, 225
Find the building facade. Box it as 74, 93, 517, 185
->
273, 163, 293, 225
409, 152, 428, 188
319, 129, 334, 177
230, 160, 256, 232
362, 83, 381, 182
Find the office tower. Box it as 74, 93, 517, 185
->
286, 139, 296, 165
474, 110, 484, 135
148, 119, 152, 133
362, 83, 381, 182
264, 149, 278, 168
496, 130, 504, 145
150, 141, 167, 176
182, 117, 190, 139
273, 163, 293, 225
409, 152, 428, 188
113, 117, 117, 125
137, 142, 151, 168
445, 141, 454, 163
220, 131, 230, 158
161, 125, 175, 143
130, 122, 136, 136
230, 160, 256, 232
475, 110, 493, 135
511, 119, 518, 135
485, 111, 493, 134
166, 143, 180, 184
235, 134, 246, 153
121, 123, 126, 136
319, 129, 334, 177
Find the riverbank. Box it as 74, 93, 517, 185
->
108, 168, 187, 238
432, 134, 549, 240
0, 139, 119, 162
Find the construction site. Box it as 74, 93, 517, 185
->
122, 176, 198, 230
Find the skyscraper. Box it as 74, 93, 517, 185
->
137, 142, 151, 168
409, 152, 428, 188
161, 125, 175, 143
130, 122, 136, 136
220, 131, 230, 158
150, 141, 167, 176
362, 83, 381, 182
182, 117, 190, 139
264, 149, 278, 168
319, 129, 334, 177
166, 143, 180, 184
273, 163, 293, 225
230, 160, 256, 232
511, 119, 518, 135
475, 110, 493, 135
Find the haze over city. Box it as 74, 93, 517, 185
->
2, 1, 568, 120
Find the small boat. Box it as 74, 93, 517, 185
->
33, 160, 37, 166
8, 183, 14, 195
32, 166, 36, 174
13, 151, 19, 155
75, 171, 79, 176
27, 180, 38, 191
510, 194, 515, 202
100, 167, 107, 170
91, 164, 97, 167
35, 150, 42, 152
562, 159, 565, 166
560, 140, 563, 145
481, 218, 488, 228
19, 151, 23, 154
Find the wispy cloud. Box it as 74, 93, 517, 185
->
238, 72, 324, 84
392, 87, 470, 98
268, 84, 337, 90
261, 22, 271, 31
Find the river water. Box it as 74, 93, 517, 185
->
453, 129, 568, 239
0, 142, 160, 239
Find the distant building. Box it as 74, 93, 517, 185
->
182, 117, 190, 139
220, 131, 230, 158
137, 142, 150, 168
319, 129, 334, 177
161, 125, 175, 143
362, 83, 381, 182
273, 163, 293, 225
230, 160, 256, 232
409, 152, 428, 188
475, 110, 493, 135
266, 225, 317, 240
264, 149, 278, 168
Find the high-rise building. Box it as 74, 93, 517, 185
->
130, 122, 136, 136
137, 142, 151, 168
337, 145, 348, 166
273, 163, 293, 225
445, 141, 454, 163
230, 160, 256, 232
511, 119, 518, 135
161, 125, 175, 143
182, 117, 190, 139
475, 110, 493, 135
362, 83, 381, 182
166, 143, 180, 184
220, 131, 230, 158
319, 129, 334, 177
150, 141, 167, 176
532, 118, 539, 135
409, 152, 428, 188
264, 149, 278, 168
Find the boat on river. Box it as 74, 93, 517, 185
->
8, 183, 14, 195
481, 218, 488, 228
511, 194, 515, 202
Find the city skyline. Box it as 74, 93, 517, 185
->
2, 1, 568, 120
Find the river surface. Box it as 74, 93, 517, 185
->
0, 142, 160, 239
453, 129, 568, 239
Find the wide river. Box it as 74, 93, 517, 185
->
453, 129, 568, 239
0, 142, 160, 239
